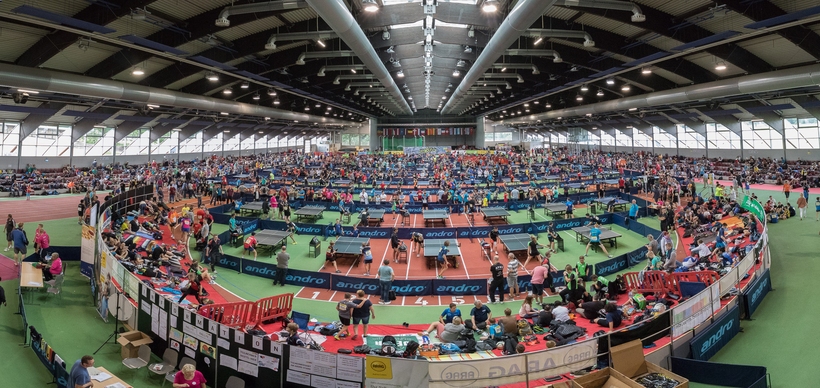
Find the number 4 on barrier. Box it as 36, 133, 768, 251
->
452, 296, 465, 305
414, 297, 428, 306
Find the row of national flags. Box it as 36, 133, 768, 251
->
378, 127, 475, 136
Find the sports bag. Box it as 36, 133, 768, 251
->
403, 340, 420, 358
380, 335, 397, 356
353, 345, 372, 354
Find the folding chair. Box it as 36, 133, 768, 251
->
290, 311, 322, 349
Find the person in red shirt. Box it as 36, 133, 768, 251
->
243, 232, 258, 260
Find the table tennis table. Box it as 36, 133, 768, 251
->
238, 201, 265, 216
481, 207, 510, 225
334, 237, 370, 267
362, 209, 386, 226
593, 197, 629, 213
234, 174, 250, 179
571, 226, 621, 251
333, 179, 351, 186
294, 206, 325, 223
499, 233, 532, 259
254, 229, 291, 257
306, 178, 320, 184
423, 209, 449, 227
544, 203, 569, 219
423, 239, 461, 269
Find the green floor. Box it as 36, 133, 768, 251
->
0, 185, 806, 387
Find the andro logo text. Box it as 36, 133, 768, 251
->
286, 274, 326, 285
425, 231, 455, 238
436, 284, 482, 293
700, 320, 734, 354
358, 230, 388, 237
750, 277, 769, 305
296, 226, 322, 234
336, 281, 379, 292
596, 259, 626, 275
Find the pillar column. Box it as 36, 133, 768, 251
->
475, 116, 486, 149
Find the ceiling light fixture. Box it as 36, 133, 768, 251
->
597, 89, 604, 96
267, 88, 276, 96
576, 95, 583, 101
580, 85, 588, 92
606, 77, 615, 85
629, 107, 638, 111
351, 68, 357, 74
453, 70, 461, 77
482, 0, 499, 13
621, 84, 631, 91
501, 67, 507, 72
253, 93, 260, 100
534, 37, 543, 45
641, 67, 652, 74
240, 81, 249, 89
223, 88, 232, 95
205, 71, 219, 81
132, 66, 144, 76
317, 40, 325, 47
220, 112, 229, 115
397, 70, 404, 77
363, 0, 379, 13
715, 61, 727, 71
273, 99, 280, 105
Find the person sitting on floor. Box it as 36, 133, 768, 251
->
418, 316, 465, 344
593, 302, 623, 332
518, 295, 541, 319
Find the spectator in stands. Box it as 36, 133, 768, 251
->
377, 260, 394, 305
419, 316, 465, 344
350, 289, 375, 341
519, 295, 541, 319
34, 224, 50, 261
4, 214, 14, 252
506, 252, 521, 300
11, 223, 27, 266
499, 308, 519, 336
273, 245, 289, 286
594, 302, 623, 332
663, 242, 679, 272
173, 363, 207, 388
467, 300, 492, 331
551, 301, 570, 322
177, 272, 203, 305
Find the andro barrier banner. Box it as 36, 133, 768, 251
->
743, 269, 771, 318
595, 255, 628, 277
403, 146, 449, 155
690, 305, 741, 361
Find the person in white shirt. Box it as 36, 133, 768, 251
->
551, 301, 570, 322
692, 238, 712, 258
380, 192, 387, 204
360, 190, 369, 205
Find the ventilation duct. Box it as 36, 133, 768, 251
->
525, 29, 595, 47
216, 1, 307, 27
505, 49, 563, 63
491, 63, 540, 74
0, 63, 351, 125
305, 0, 412, 114
525, 64, 820, 121
553, 0, 645, 23
318, 64, 367, 76
296, 50, 356, 65
265, 30, 337, 50
441, 0, 558, 114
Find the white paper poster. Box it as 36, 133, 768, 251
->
150, 304, 159, 335
238, 348, 259, 364
217, 338, 230, 350
337, 354, 363, 382
220, 355, 238, 371
184, 347, 196, 359
238, 361, 259, 377
286, 371, 311, 385
259, 355, 279, 371
158, 310, 168, 341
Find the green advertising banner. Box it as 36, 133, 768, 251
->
740, 195, 765, 220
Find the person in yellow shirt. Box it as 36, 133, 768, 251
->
714, 184, 724, 200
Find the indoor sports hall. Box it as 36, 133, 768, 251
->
0, 1, 817, 388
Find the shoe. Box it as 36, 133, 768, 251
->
384, 302, 391, 305
334, 333, 341, 340
351, 335, 359, 340
608, 255, 613, 258
378, 301, 385, 304
4, 248, 8, 252
292, 242, 297, 244
335, 270, 341, 273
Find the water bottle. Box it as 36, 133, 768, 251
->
421, 335, 430, 345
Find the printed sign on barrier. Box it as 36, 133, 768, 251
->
524, 339, 598, 381
743, 269, 771, 318
427, 354, 527, 387
432, 279, 487, 296
595, 255, 628, 277
690, 305, 741, 361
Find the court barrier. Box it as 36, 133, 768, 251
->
198, 301, 257, 329
253, 293, 294, 326
197, 294, 295, 329
622, 271, 674, 295
671, 271, 721, 295
670, 357, 769, 388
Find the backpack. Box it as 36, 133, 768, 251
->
318, 325, 339, 336
517, 319, 533, 336
476, 340, 495, 351
461, 337, 477, 353
380, 335, 397, 356
403, 340, 420, 358
388, 290, 397, 301
439, 343, 461, 354
502, 335, 519, 355
632, 293, 647, 310
353, 345, 372, 354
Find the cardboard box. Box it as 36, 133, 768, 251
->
610, 340, 689, 388
116, 330, 153, 360
572, 368, 644, 388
